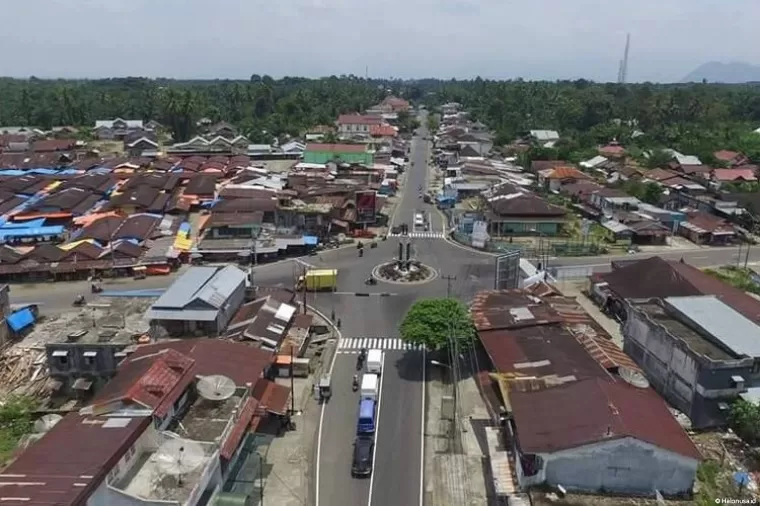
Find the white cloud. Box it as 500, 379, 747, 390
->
0, 0, 757, 81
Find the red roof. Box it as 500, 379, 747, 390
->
510, 377, 701, 460
337, 114, 383, 125
252, 379, 291, 415
712, 168, 757, 182
31, 139, 77, 152
370, 125, 397, 137
0, 413, 151, 506
714, 150, 741, 162
220, 397, 259, 459
544, 166, 589, 180
305, 143, 367, 153
598, 144, 625, 156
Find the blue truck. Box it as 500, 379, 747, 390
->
356, 398, 376, 434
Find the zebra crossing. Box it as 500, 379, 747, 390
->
388, 232, 446, 239
337, 337, 426, 353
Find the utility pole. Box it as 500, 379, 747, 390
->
258, 452, 265, 506
442, 273, 461, 453
301, 263, 307, 315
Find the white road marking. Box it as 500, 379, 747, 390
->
419, 349, 426, 506
315, 305, 343, 506
367, 351, 386, 506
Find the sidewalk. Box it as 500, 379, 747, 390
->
252, 307, 338, 506
424, 366, 492, 506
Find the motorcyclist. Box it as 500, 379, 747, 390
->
352, 374, 359, 388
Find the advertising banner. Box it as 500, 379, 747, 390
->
355, 190, 377, 224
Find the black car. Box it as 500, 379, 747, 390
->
351, 436, 374, 478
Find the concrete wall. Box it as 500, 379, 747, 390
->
623, 302, 754, 428
537, 437, 698, 496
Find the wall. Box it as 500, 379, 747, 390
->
217, 278, 246, 332
623, 302, 754, 428
303, 150, 372, 165
538, 438, 698, 496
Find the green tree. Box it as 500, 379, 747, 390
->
0, 395, 35, 464
728, 399, 760, 443
399, 298, 476, 351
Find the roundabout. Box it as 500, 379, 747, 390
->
371, 260, 438, 285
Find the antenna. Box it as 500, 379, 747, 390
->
34, 414, 62, 433
619, 366, 649, 389
196, 375, 237, 401
617, 33, 631, 84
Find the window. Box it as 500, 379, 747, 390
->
83, 351, 97, 366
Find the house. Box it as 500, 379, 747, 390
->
125, 136, 159, 157
208, 121, 238, 139
598, 141, 625, 158
202, 211, 264, 239
336, 114, 383, 137
678, 211, 737, 245
378, 96, 410, 113
280, 140, 306, 155
588, 188, 641, 212
147, 265, 248, 336
303, 143, 373, 165
481, 183, 567, 236
538, 166, 591, 191
472, 289, 701, 497
714, 150, 748, 167
528, 130, 560, 147
370, 125, 398, 142
31, 139, 78, 152
530, 160, 567, 174
93, 118, 145, 140
0, 338, 288, 506
710, 167, 757, 188
643, 168, 680, 183
624, 295, 760, 428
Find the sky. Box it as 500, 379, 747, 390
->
1, 0, 758, 82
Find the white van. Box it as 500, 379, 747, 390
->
414, 214, 424, 227
361, 373, 379, 400
366, 349, 383, 374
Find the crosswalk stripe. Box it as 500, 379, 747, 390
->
335, 337, 427, 351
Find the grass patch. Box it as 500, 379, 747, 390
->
703, 266, 760, 296
0, 396, 36, 467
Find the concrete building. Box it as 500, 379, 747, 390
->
624, 295, 760, 428
147, 266, 247, 336
302, 143, 373, 165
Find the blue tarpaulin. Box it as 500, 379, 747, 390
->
179, 222, 192, 234
7, 308, 34, 332
1, 218, 46, 229
0, 170, 25, 176
303, 235, 319, 246
0, 225, 65, 241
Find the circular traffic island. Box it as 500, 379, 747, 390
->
372, 260, 438, 285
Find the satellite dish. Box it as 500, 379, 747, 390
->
155, 438, 206, 475
34, 414, 62, 433
196, 375, 237, 401
619, 367, 650, 389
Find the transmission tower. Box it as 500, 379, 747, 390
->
617, 33, 631, 84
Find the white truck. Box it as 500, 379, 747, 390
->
366, 349, 383, 374
360, 373, 379, 400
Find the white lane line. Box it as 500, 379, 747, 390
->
315, 305, 343, 506
419, 349, 426, 506
367, 352, 386, 506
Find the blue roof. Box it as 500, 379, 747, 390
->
28, 169, 60, 175
0, 170, 25, 176
7, 308, 34, 332
1, 218, 46, 229
0, 225, 65, 240
303, 235, 319, 246
59, 168, 82, 175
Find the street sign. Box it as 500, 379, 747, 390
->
495, 250, 521, 290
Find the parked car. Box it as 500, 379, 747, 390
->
351, 436, 374, 478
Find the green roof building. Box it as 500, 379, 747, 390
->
303, 143, 373, 165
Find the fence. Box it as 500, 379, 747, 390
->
451, 230, 628, 258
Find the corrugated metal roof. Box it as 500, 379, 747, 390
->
666, 295, 760, 357
509, 377, 701, 460
196, 265, 247, 309
147, 308, 219, 321
152, 266, 218, 309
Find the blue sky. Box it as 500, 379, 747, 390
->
1, 0, 757, 82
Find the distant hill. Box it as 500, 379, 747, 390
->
681, 62, 760, 83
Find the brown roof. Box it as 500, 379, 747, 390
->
206, 212, 264, 228
212, 197, 276, 213
714, 150, 741, 162
123, 173, 181, 191
78, 216, 125, 242
219, 186, 276, 199
544, 166, 590, 180
602, 256, 760, 323
684, 211, 735, 234
31, 139, 77, 152
114, 214, 160, 241
60, 173, 115, 193
679, 164, 713, 175
530, 160, 566, 173
0, 413, 150, 506
645, 168, 679, 182
252, 378, 291, 415
109, 187, 165, 210
510, 377, 701, 460
337, 114, 383, 125
30, 187, 91, 212
305, 143, 367, 153
184, 175, 218, 196
487, 193, 566, 218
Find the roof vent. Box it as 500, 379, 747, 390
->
619, 367, 650, 389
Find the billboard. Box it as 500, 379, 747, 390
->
355, 190, 377, 224
495, 250, 521, 290
471, 220, 490, 249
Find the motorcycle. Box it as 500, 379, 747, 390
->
365, 277, 377, 285
356, 354, 365, 371
352, 375, 359, 392
359, 249, 364, 258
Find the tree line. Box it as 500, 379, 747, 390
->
0, 76, 387, 142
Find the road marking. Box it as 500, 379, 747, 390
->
337, 337, 427, 351
419, 349, 426, 506
314, 305, 343, 506
367, 351, 386, 506
389, 232, 446, 239
691, 255, 709, 260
